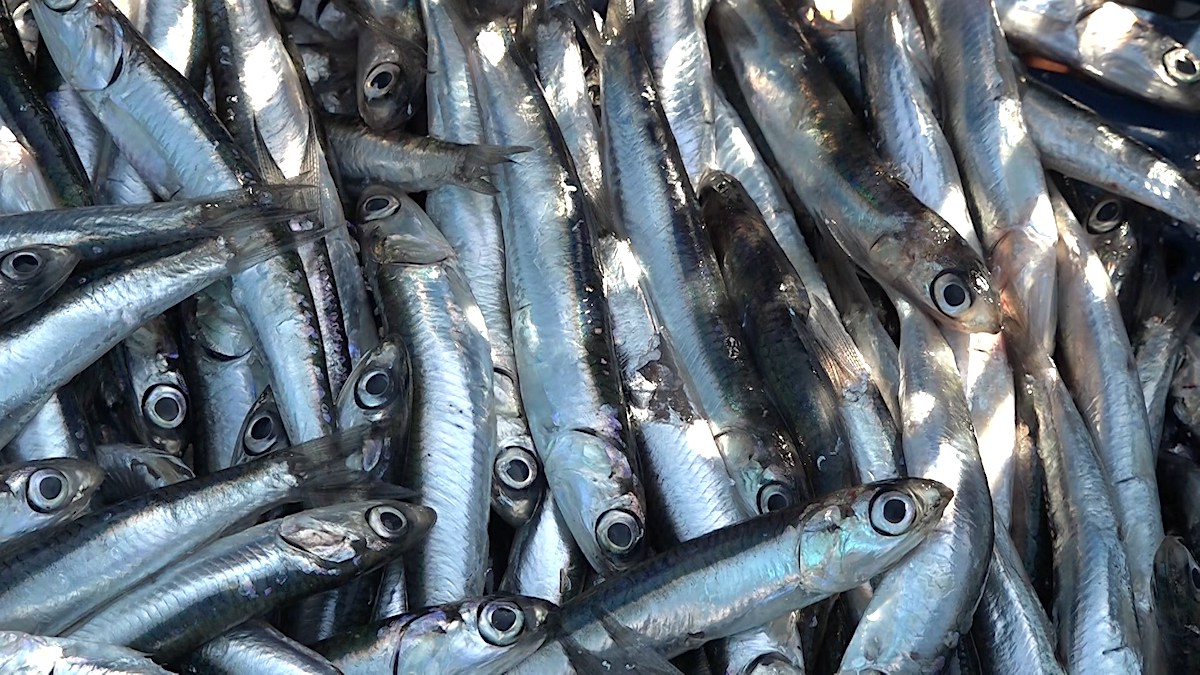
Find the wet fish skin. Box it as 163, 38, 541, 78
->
512, 478, 952, 672
703, 171, 853, 498
326, 118, 526, 197
1017, 358, 1143, 674
3, 384, 96, 462
1024, 84, 1200, 235
1157, 449, 1200, 557
1053, 175, 1142, 312
603, 2, 802, 520
997, 0, 1200, 111
0, 244, 79, 325
916, 0, 1059, 355
0, 427, 391, 635
181, 621, 342, 675
65, 500, 435, 661
838, 298, 993, 673
316, 595, 556, 675
359, 190, 495, 607
462, 12, 647, 573
1053, 184, 1163, 663
357, 21, 426, 130
0, 631, 171, 674
0, 458, 103, 548
501, 491, 587, 606
713, 0, 1001, 336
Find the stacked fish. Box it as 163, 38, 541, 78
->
3, 0, 1200, 670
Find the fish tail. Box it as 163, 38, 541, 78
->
456, 143, 531, 195
219, 206, 341, 275
281, 425, 415, 503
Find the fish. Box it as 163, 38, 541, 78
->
0, 631, 170, 674
1153, 536, 1200, 672
65, 500, 434, 661
181, 621, 342, 675
0, 244, 79, 325
315, 595, 556, 674
359, 190, 495, 606
511, 478, 951, 672
0, 458, 103, 548
93, 443, 193, 502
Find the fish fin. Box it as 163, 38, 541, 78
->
278, 424, 415, 501
455, 143, 531, 194
248, 117, 290, 186
1138, 230, 1200, 337
806, 297, 871, 393
597, 613, 686, 674
547, 0, 603, 58
221, 211, 339, 275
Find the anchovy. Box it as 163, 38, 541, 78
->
0, 428, 391, 634
360, 191, 494, 606
513, 478, 951, 672
462, 14, 647, 572
713, 0, 1001, 335
316, 595, 556, 675
182, 621, 342, 675
0, 458, 103, 547
0, 631, 170, 674
65, 500, 434, 661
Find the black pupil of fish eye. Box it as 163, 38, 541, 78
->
10, 252, 39, 275
38, 475, 64, 501
942, 282, 967, 307
490, 606, 517, 632
1191, 566, 1200, 589
765, 491, 788, 512
606, 521, 633, 548
364, 197, 390, 214
1179, 56, 1198, 76
371, 70, 394, 90
1095, 201, 1120, 224
363, 371, 389, 396
505, 459, 530, 483
883, 497, 908, 524
154, 395, 180, 422
249, 415, 273, 441
379, 509, 404, 532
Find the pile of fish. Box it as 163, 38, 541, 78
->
5, 0, 1200, 670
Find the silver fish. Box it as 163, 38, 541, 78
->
359, 191, 495, 606
462, 14, 647, 571
0, 244, 78, 325
0, 458, 102, 548
182, 621, 342, 675
0, 631, 170, 674
93, 443, 193, 502
65, 500, 434, 661
316, 595, 556, 675
512, 478, 951, 672
713, 0, 1001, 335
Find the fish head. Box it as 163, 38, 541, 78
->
356, 31, 423, 130
796, 478, 951, 594
358, 188, 456, 267
3, 458, 104, 522
0, 245, 79, 323
403, 595, 557, 671
231, 386, 290, 467
29, 0, 127, 93
1153, 536, 1200, 620
335, 336, 412, 430
278, 500, 435, 569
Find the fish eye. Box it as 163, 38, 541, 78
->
1164, 47, 1200, 83
359, 193, 400, 221
42, 0, 79, 12
1086, 198, 1123, 234
869, 490, 917, 536
27, 468, 71, 513
1, 249, 44, 282
494, 446, 538, 491
479, 599, 525, 646
354, 367, 394, 410
1190, 564, 1200, 591
367, 504, 408, 540
143, 384, 187, 429
364, 63, 400, 99
596, 509, 643, 555
242, 410, 282, 456
931, 270, 973, 318
757, 482, 793, 514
